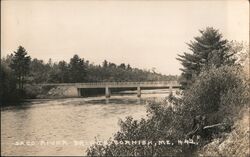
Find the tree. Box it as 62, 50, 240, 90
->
126, 64, 132, 71
102, 60, 108, 68
108, 62, 117, 68
29, 58, 50, 83
177, 27, 236, 88
10, 46, 31, 89
58, 61, 69, 82
87, 66, 249, 157
0, 61, 19, 103
118, 63, 126, 70
68, 54, 86, 82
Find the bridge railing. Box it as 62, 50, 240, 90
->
37, 81, 179, 86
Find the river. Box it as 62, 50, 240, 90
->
1, 89, 172, 156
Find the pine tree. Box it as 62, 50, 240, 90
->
68, 55, 86, 82
10, 46, 31, 89
58, 61, 69, 83
177, 27, 236, 88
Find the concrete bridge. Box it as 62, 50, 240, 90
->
38, 81, 180, 98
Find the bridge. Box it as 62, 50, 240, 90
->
38, 81, 181, 98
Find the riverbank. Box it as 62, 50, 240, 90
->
199, 107, 249, 156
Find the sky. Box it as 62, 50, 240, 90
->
1, 0, 249, 75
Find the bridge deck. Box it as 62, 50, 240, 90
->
38, 81, 180, 88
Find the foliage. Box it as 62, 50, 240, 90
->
86, 65, 249, 156
0, 61, 21, 103
182, 65, 249, 125
27, 55, 176, 83
200, 108, 249, 157
68, 55, 87, 82
10, 46, 31, 89
87, 100, 189, 156
29, 58, 51, 83
227, 41, 249, 77
1, 46, 32, 103
177, 27, 237, 89
86, 27, 248, 156
1, 46, 177, 102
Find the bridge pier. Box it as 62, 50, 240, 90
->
169, 86, 172, 93
137, 86, 141, 97
77, 88, 81, 97
105, 86, 111, 98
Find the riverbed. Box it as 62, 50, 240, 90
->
1, 89, 171, 156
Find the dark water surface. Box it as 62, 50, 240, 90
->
1, 89, 171, 156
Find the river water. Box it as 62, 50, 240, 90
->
1, 89, 172, 156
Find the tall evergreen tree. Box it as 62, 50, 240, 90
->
58, 61, 69, 83
68, 55, 86, 82
10, 46, 31, 89
177, 27, 236, 88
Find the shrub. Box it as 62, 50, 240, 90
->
87, 99, 196, 156
182, 65, 249, 126
86, 65, 249, 156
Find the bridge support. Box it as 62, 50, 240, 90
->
137, 86, 141, 97
169, 86, 172, 93
77, 88, 81, 97
105, 86, 110, 98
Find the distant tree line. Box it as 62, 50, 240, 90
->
32, 55, 176, 83
0, 47, 177, 103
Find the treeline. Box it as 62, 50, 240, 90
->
31, 56, 176, 83
87, 27, 249, 156
0, 47, 177, 103
2, 51, 176, 84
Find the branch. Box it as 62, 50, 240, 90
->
203, 123, 226, 129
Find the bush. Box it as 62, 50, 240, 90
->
87, 98, 196, 156
86, 65, 249, 156
182, 66, 249, 126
